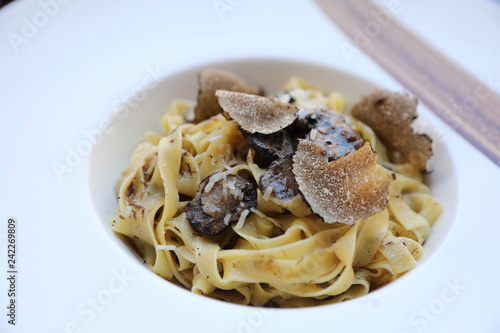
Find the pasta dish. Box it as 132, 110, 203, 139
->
110, 69, 441, 307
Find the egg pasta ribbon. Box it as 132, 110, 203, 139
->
110, 78, 442, 307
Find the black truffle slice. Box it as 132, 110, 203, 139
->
215, 90, 298, 134
293, 141, 390, 225
351, 90, 433, 171
245, 109, 364, 205
259, 156, 299, 202
194, 69, 259, 122
187, 172, 257, 235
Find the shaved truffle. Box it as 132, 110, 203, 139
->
351, 90, 432, 171
187, 172, 257, 235
194, 69, 258, 122
215, 90, 298, 134
293, 141, 390, 225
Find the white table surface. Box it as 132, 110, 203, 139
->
1, 0, 499, 332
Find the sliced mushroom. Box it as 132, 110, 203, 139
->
351, 90, 432, 171
187, 171, 257, 235
304, 110, 364, 161
242, 129, 294, 163
215, 90, 298, 134
292, 108, 317, 133
259, 156, 299, 202
240, 109, 316, 164
244, 109, 365, 207
293, 141, 390, 225
194, 69, 259, 122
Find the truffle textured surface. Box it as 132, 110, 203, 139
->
293, 141, 390, 225
194, 69, 258, 122
216, 90, 298, 134
351, 90, 432, 171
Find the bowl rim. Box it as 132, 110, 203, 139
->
86, 56, 459, 311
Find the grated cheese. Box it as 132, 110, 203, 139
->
310, 128, 318, 141
262, 186, 273, 201
157, 245, 176, 251
227, 178, 236, 190
234, 209, 250, 230
222, 173, 228, 199
204, 172, 226, 193
223, 213, 232, 225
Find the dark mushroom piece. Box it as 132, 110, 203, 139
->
259, 155, 299, 202
187, 172, 257, 235
239, 109, 317, 166
291, 108, 316, 134
304, 110, 364, 161
242, 129, 294, 163
215, 87, 371, 213
253, 109, 364, 204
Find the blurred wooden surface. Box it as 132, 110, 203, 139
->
0, 0, 15, 9
315, 0, 500, 168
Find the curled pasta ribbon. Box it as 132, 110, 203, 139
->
110, 79, 442, 307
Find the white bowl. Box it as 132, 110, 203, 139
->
87, 57, 458, 328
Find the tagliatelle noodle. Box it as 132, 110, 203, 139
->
110, 78, 442, 307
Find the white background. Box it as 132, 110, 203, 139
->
1, 0, 500, 332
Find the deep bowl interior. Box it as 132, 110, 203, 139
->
87, 57, 458, 305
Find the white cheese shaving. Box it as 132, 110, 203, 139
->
223, 213, 232, 225
204, 172, 226, 193
262, 186, 273, 201
157, 245, 176, 251
222, 173, 228, 199
231, 188, 243, 200
310, 128, 318, 141
227, 178, 236, 190
234, 209, 250, 230
226, 178, 244, 200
